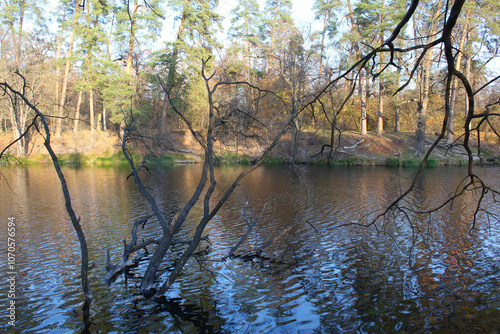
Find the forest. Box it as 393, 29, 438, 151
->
1, 1, 500, 331
1, 0, 499, 161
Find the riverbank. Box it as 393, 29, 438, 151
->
1, 129, 499, 167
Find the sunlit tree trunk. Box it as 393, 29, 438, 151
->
160, 10, 187, 133
360, 67, 367, 135
464, 50, 472, 132
318, 11, 328, 90
89, 85, 95, 137
446, 10, 470, 145
415, 0, 443, 155
55, 1, 81, 138
15, 0, 25, 66
125, 0, 139, 76
54, 26, 64, 118
73, 90, 83, 133
377, 82, 384, 136
102, 101, 107, 131
377, 1, 385, 137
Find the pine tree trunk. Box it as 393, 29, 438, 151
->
73, 90, 83, 133
360, 67, 367, 136
54, 26, 64, 117
318, 13, 327, 90
377, 81, 384, 136
161, 10, 187, 133
415, 0, 443, 155
126, 0, 139, 75
14, 0, 25, 67
377, 0, 385, 137
446, 11, 470, 145
55, 1, 81, 138
89, 85, 95, 137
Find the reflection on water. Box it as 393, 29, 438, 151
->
0, 165, 499, 333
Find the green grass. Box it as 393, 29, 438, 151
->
264, 156, 287, 165
402, 158, 420, 167
426, 159, 438, 168
385, 157, 401, 167
145, 154, 174, 167
215, 151, 252, 165
56, 153, 89, 166
94, 157, 115, 166
0, 153, 47, 165
334, 157, 378, 166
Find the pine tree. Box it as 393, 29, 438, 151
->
76, 0, 111, 137
261, 0, 294, 75
228, 0, 262, 78
54, 0, 83, 138
157, 0, 222, 131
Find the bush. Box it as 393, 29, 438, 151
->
94, 157, 114, 166
426, 159, 438, 168
386, 157, 401, 167
402, 159, 420, 167
264, 156, 286, 165
57, 153, 86, 166
239, 155, 250, 165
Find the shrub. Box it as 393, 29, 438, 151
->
146, 154, 174, 167
402, 159, 419, 167
264, 156, 286, 165
426, 159, 438, 168
386, 157, 401, 167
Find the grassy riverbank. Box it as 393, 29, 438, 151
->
1, 130, 499, 167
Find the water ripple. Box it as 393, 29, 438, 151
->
1, 166, 499, 333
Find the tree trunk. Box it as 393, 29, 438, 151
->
394, 105, 400, 132
54, 25, 64, 117
102, 101, 107, 131
125, 0, 139, 75
446, 13, 469, 145
14, 0, 25, 67
360, 67, 367, 135
318, 12, 328, 90
89, 85, 95, 137
464, 51, 472, 132
377, 0, 385, 137
415, 0, 443, 155
55, 1, 81, 138
377, 80, 384, 136
160, 10, 187, 134
73, 90, 83, 133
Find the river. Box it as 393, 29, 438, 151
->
0, 165, 499, 333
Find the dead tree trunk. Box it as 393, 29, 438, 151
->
0, 75, 92, 307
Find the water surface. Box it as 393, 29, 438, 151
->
0, 165, 499, 333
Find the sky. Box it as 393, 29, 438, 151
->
160, 0, 318, 44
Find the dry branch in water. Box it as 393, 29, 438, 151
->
0, 74, 92, 307
107, 0, 500, 299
